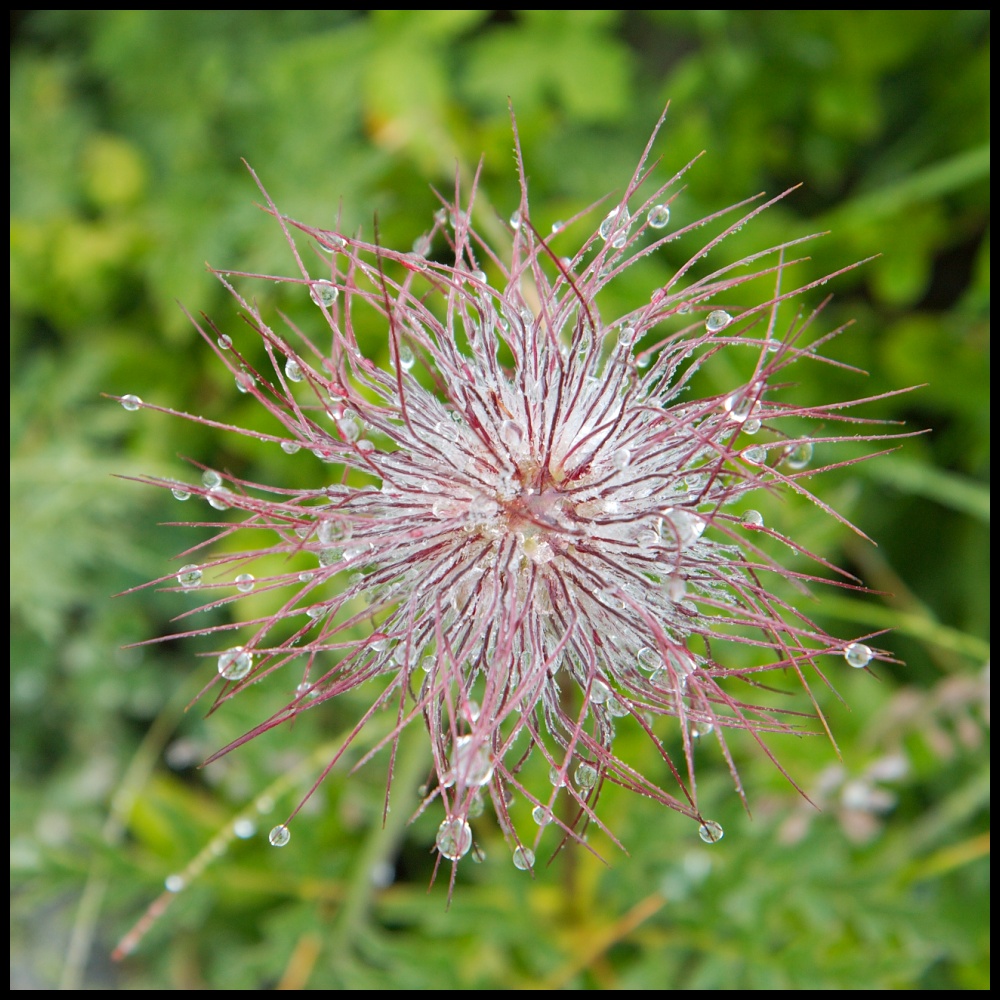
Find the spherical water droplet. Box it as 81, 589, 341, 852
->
784, 441, 814, 470
590, 680, 611, 705
705, 309, 733, 333
284, 358, 304, 383
550, 220, 564, 234
235, 371, 254, 394
743, 417, 762, 435
549, 766, 567, 787
310, 280, 339, 308
436, 817, 473, 861
509, 210, 522, 230
743, 446, 766, 466
471, 269, 487, 284
281, 440, 301, 455
647, 204, 671, 229
575, 762, 598, 790
201, 470, 222, 489
164, 874, 186, 893
741, 509, 763, 528
233, 818, 256, 839
698, 820, 724, 844
337, 413, 361, 444
844, 642, 873, 669
177, 564, 202, 589
637, 647, 661, 672
217, 334, 232, 350
446, 735, 494, 787
120, 394, 142, 411
531, 805, 552, 826
235, 573, 255, 593
218, 646, 252, 681
512, 846, 535, 870
268, 824, 291, 847
692, 720, 715, 738
207, 486, 232, 510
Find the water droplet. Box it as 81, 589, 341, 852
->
445, 735, 494, 788
512, 846, 535, 870
637, 647, 661, 672
298, 571, 315, 583
509, 210, 522, 230
201, 470, 222, 489
177, 564, 202, 588
207, 486, 232, 510
612, 447, 630, 470
636, 528, 660, 550
397, 344, 415, 371
647, 204, 671, 229
666, 575, 687, 601
171, 487, 191, 502
692, 720, 714, 738
310, 280, 339, 307
337, 413, 361, 444
471, 269, 488, 284
436, 817, 473, 861
531, 805, 551, 826
743, 417, 762, 435
549, 766, 567, 787
235, 573, 255, 593
411, 234, 432, 257
268, 824, 291, 847
575, 762, 598, 790
284, 358, 304, 383
281, 440, 301, 455
550, 219, 564, 234
784, 441, 813, 470
218, 646, 252, 681
741, 509, 763, 528
698, 820, 724, 844
164, 874, 186, 893
844, 642, 873, 669
667, 510, 706, 549
743, 446, 766, 466
599, 206, 631, 243
233, 818, 256, 839
217, 334, 232, 350
120, 394, 142, 411
723, 393, 754, 424
235, 371, 254, 394
590, 679, 611, 705
705, 310, 733, 333
500, 419, 524, 450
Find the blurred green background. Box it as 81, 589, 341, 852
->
11, 10, 989, 989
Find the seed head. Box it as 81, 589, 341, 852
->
122, 110, 900, 872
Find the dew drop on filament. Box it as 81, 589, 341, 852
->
698, 820, 724, 844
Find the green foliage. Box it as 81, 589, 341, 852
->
11, 10, 988, 989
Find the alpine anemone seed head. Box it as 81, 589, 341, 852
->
123, 109, 902, 874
